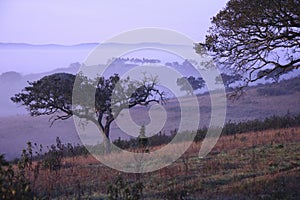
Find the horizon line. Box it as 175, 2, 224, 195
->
0, 42, 193, 47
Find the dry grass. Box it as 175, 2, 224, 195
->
20, 127, 300, 199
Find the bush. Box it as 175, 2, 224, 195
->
31, 137, 89, 171
256, 87, 290, 96
0, 154, 33, 200
112, 113, 300, 149
221, 113, 300, 136
107, 176, 144, 200
256, 76, 300, 96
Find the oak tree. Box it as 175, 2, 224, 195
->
11, 73, 165, 153
199, 0, 300, 86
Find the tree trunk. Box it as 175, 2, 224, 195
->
103, 125, 111, 153
97, 114, 112, 154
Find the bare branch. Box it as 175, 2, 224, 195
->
202, 0, 300, 96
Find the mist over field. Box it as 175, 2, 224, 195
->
1, 0, 300, 198
0, 42, 299, 161
0, 42, 202, 159
0, 42, 208, 116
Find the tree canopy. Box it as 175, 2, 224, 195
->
200, 0, 300, 86
176, 76, 205, 95
215, 73, 242, 88
11, 73, 165, 152
11, 73, 75, 120
257, 68, 285, 83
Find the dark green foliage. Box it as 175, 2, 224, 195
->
107, 176, 144, 200
0, 154, 33, 200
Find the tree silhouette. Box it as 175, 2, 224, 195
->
215, 73, 242, 88
11, 73, 165, 153
11, 73, 75, 120
176, 76, 205, 95
198, 0, 300, 86
257, 68, 285, 83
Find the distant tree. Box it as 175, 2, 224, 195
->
257, 68, 286, 83
215, 73, 242, 88
138, 125, 149, 152
165, 61, 180, 67
181, 60, 193, 68
177, 76, 205, 95
11, 73, 165, 153
0, 71, 22, 83
198, 0, 300, 87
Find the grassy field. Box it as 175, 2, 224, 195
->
8, 126, 299, 199
1, 81, 300, 160
1, 77, 300, 199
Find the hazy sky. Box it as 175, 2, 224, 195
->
0, 0, 228, 45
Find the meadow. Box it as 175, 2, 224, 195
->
1, 77, 300, 199
1, 115, 300, 199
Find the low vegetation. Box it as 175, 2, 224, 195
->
115, 112, 300, 149
1, 114, 300, 199
256, 76, 300, 97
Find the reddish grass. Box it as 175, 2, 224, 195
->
21, 127, 300, 199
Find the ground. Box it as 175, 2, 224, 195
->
20, 127, 300, 199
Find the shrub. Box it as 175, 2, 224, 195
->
107, 176, 144, 200
112, 113, 300, 149
256, 87, 290, 96
0, 154, 33, 200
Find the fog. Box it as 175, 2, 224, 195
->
1, 42, 299, 160
0, 42, 207, 116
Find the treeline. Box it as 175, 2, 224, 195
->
256, 76, 300, 96
221, 113, 300, 135
10, 113, 300, 162
114, 113, 300, 149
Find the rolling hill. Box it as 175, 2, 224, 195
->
0, 76, 300, 160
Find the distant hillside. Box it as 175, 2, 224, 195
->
0, 55, 207, 116
0, 63, 81, 116
255, 76, 300, 96
0, 76, 300, 160
0, 42, 99, 49
0, 42, 193, 74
